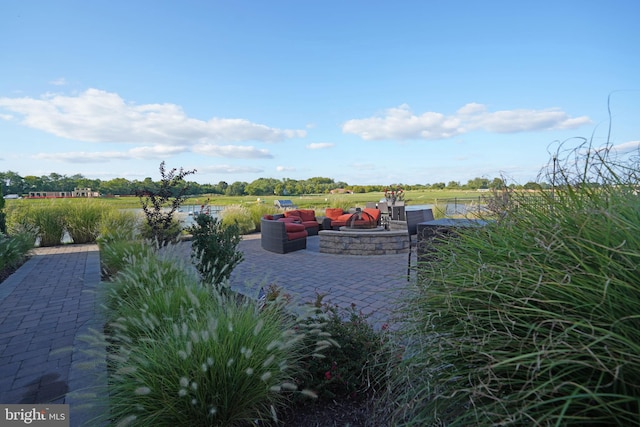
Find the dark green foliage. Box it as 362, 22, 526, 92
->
0, 232, 35, 276
188, 213, 243, 288
0, 183, 6, 234
299, 293, 391, 400
137, 161, 195, 246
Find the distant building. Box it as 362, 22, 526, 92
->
28, 188, 99, 198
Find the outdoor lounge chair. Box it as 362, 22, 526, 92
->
406, 208, 434, 279
260, 217, 308, 253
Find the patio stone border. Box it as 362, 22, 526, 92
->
318, 229, 409, 255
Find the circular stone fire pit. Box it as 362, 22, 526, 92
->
318, 228, 409, 255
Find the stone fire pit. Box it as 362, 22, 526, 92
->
318, 228, 409, 255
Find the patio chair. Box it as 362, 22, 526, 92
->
378, 201, 389, 216
406, 208, 434, 279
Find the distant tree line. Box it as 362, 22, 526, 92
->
0, 170, 550, 198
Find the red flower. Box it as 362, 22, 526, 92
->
324, 371, 332, 380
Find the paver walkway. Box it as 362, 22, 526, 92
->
184, 234, 413, 326
0, 234, 415, 425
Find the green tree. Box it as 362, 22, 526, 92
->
225, 181, 246, 196
245, 177, 279, 196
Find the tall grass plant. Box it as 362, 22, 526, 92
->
220, 204, 255, 235
97, 239, 327, 426
0, 232, 35, 273
247, 203, 278, 232
386, 143, 640, 425
65, 200, 109, 244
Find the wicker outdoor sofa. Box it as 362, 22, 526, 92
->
260, 217, 308, 254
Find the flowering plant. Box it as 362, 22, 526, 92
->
297, 293, 392, 401
384, 185, 404, 205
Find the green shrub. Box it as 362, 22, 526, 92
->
139, 217, 183, 246
105, 282, 323, 426
189, 213, 243, 289
386, 145, 640, 426
298, 293, 391, 401
0, 232, 35, 272
220, 204, 256, 235
137, 161, 195, 247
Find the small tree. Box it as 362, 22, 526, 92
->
137, 161, 196, 246
188, 213, 243, 290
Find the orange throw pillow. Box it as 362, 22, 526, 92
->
325, 208, 344, 220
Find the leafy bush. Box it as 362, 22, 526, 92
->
298, 293, 390, 400
189, 213, 243, 289
220, 204, 256, 235
139, 217, 183, 245
137, 161, 195, 246
386, 144, 640, 426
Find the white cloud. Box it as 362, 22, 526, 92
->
50, 78, 67, 86
193, 144, 272, 159
610, 140, 640, 154
33, 151, 129, 163
197, 165, 264, 174
32, 144, 190, 164
342, 103, 591, 141
306, 142, 334, 150
276, 165, 296, 172
0, 88, 306, 144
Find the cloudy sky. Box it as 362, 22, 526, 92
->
1, 1, 638, 185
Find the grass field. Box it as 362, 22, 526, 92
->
5, 189, 490, 210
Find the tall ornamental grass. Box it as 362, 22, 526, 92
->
220, 204, 255, 235
247, 203, 278, 232
65, 200, 109, 244
99, 240, 327, 426
7, 199, 123, 246
386, 143, 640, 426
30, 202, 67, 246
0, 232, 35, 273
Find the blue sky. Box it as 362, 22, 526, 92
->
1, 0, 638, 186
